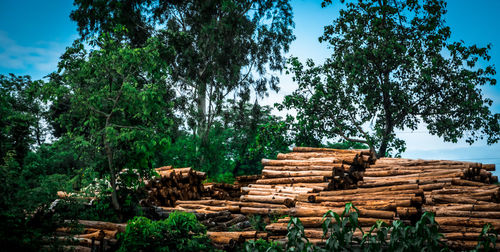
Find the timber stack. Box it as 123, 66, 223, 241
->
142, 166, 206, 207
240, 147, 374, 217
48, 220, 126, 252
365, 158, 500, 249
263, 154, 499, 249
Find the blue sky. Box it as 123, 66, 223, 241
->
1, 0, 499, 174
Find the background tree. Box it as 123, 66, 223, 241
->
46, 33, 177, 211
71, 0, 295, 168
281, 0, 499, 157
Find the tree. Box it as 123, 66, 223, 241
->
0, 74, 45, 165
281, 0, 499, 157
46, 33, 177, 211
71, 0, 295, 167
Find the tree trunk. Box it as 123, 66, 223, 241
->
104, 129, 120, 212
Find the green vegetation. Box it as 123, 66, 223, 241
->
281, 0, 499, 157
0, 0, 498, 251
241, 203, 498, 252
118, 212, 213, 252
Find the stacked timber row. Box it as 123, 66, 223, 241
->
203, 183, 242, 200
142, 166, 206, 207
240, 147, 374, 216
207, 231, 268, 250
150, 204, 252, 231
263, 154, 500, 249
235, 174, 261, 187
49, 220, 126, 252
362, 158, 500, 250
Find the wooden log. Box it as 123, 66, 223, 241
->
240, 207, 289, 215
241, 186, 314, 194
65, 220, 126, 233
263, 164, 344, 171
256, 176, 327, 184
240, 195, 296, 207
315, 194, 417, 202
262, 169, 334, 178
427, 195, 491, 205
396, 207, 418, 218
423, 203, 500, 212
319, 199, 412, 210
155, 165, 173, 171
435, 210, 500, 218
207, 231, 257, 239
362, 170, 464, 180
444, 240, 500, 250
246, 183, 331, 190
438, 225, 484, 233
319, 184, 419, 196
289, 207, 395, 219
292, 147, 369, 154
237, 201, 289, 208
262, 159, 340, 166
435, 217, 500, 230
451, 178, 488, 187
270, 217, 390, 229
483, 164, 496, 171
207, 234, 238, 245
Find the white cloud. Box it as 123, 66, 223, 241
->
0, 31, 71, 79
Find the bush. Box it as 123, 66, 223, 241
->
242, 203, 498, 252
118, 212, 214, 252
243, 239, 282, 252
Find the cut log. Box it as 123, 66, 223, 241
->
256, 176, 327, 184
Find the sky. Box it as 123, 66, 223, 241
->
0, 0, 499, 174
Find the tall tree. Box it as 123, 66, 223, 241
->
0, 74, 45, 165
71, 0, 295, 167
46, 33, 177, 210
281, 0, 499, 157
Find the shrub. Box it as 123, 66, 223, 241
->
321, 202, 363, 251
118, 212, 213, 251
243, 239, 283, 252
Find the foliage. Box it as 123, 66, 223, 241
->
0, 151, 65, 251
286, 217, 315, 252
0, 74, 45, 165
281, 0, 499, 157
362, 212, 446, 251
71, 0, 295, 169
243, 239, 283, 252
321, 203, 363, 251
249, 215, 268, 232
156, 102, 291, 179
118, 212, 213, 252
474, 224, 498, 251
46, 31, 177, 211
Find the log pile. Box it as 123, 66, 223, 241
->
49, 220, 125, 252
142, 166, 206, 207
239, 147, 374, 216
150, 200, 252, 231
261, 153, 500, 250
207, 231, 268, 250
118, 153, 500, 250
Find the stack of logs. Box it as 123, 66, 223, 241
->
203, 183, 242, 200
263, 154, 500, 250
49, 220, 126, 252
142, 166, 206, 207
149, 204, 257, 250
239, 147, 374, 216
135, 152, 500, 250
